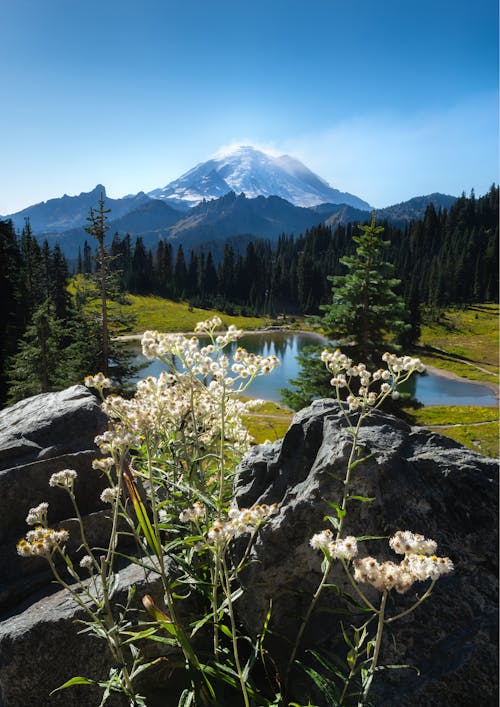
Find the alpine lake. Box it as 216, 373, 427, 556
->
129, 331, 497, 407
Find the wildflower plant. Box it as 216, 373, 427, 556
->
16, 322, 453, 706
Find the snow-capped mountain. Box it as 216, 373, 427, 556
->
148, 145, 371, 210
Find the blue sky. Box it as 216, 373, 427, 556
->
1, 0, 498, 213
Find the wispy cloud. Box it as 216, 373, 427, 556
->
281, 93, 498, 207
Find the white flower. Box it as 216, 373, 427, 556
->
84, 372, 111, 389
328, 536, 358, 560
79, 555, 94, 570
309, 529, 333, 551
49, 469, 77, 490
17, 526, 69, 557
100, 486, 121, 504
26, 502, 48, 526
389, 530, 437, 556
179, 501, 205, 523
92, 457, 115, 472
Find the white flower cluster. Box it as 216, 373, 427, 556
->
353, 530, 453, 594
92, 457, 115, 473
17, 526, 69, 557
79, 554, 94, 570
321, 348, 425, 411
49, 469, 77, 490
100, 486, 121, 504
98, 321, 281, 462
389, 530, 437, 556
382, 352, 426, 374
207, 503, 279, 545
84, 372, 112, 390
179, 501, 205, 523
310, 530, 358, 560
194, 316, 223, 333
232, 347, 280, 378
25, 502, 49, 526
94, 427, 140, 455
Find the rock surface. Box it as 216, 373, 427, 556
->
233, 399, 499, 706
1, 392, 498, 706
0, 386, 109, 614
0, 562, 164, 707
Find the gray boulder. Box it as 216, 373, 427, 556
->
233, 399, 499, 706
0, 386, 109, 614
0, 562, 164, 707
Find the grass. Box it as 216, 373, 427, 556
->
402, 405, 499, 458
69, 277, 269, 333
126, 294, 268, 333
418, 303, 499, 384
242, 400, 294, 445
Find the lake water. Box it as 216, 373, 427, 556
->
131, 332, 497, 407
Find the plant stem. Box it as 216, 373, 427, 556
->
385, 578, 437, 623
361, 591, 387, 704
340, 558, 378, 612
285, 557, 332, 689
221, 555, 250, 707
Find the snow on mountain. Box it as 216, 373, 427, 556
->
148, 145, 371, 210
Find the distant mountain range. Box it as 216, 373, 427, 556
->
1, 146, 457, 258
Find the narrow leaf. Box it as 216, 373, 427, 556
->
50, 676, 95, 694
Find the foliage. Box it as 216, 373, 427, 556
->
320, 213, 409, 359
121, 292, 267, 334
82, 197, 138, 385
6, 301, 64, 401
281, 344, 333, 410
430, 421, 498, 458
283, 218, 411, 409
17, 321, 453, 706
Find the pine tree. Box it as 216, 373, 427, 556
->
283, 215, 410, 410
321, 214, 409, 360
0, 220, 23, 404
6, 301, 63, 402
81, 198, 137, 385
85, 197, 112, 373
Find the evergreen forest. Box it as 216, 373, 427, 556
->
0, 185, 497, 407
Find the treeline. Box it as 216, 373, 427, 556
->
0, 218, 133, 406
0, 220, 71, 402
77, 185, 498, 315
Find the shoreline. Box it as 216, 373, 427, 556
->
424, 364, 499, 400
119, 330, 498, 398
117, 327, 327, 342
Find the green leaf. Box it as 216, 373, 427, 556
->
219, 624, 233, 639
346, 495, 375, 503
50, 676, 95, 694
299, 662, 340, 705
355, 535, 387, 542
324, 500, 346, 519
178, 688, 195, 707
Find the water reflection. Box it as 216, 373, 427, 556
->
130, 333, 497, 407
399, 370, 497, 407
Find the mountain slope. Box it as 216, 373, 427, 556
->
149, 145, 372, 210
3, 185, 152, 234
166, 191, 325, 247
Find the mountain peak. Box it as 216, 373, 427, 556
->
149, 147, 371, 210
89, 184, 107, 196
